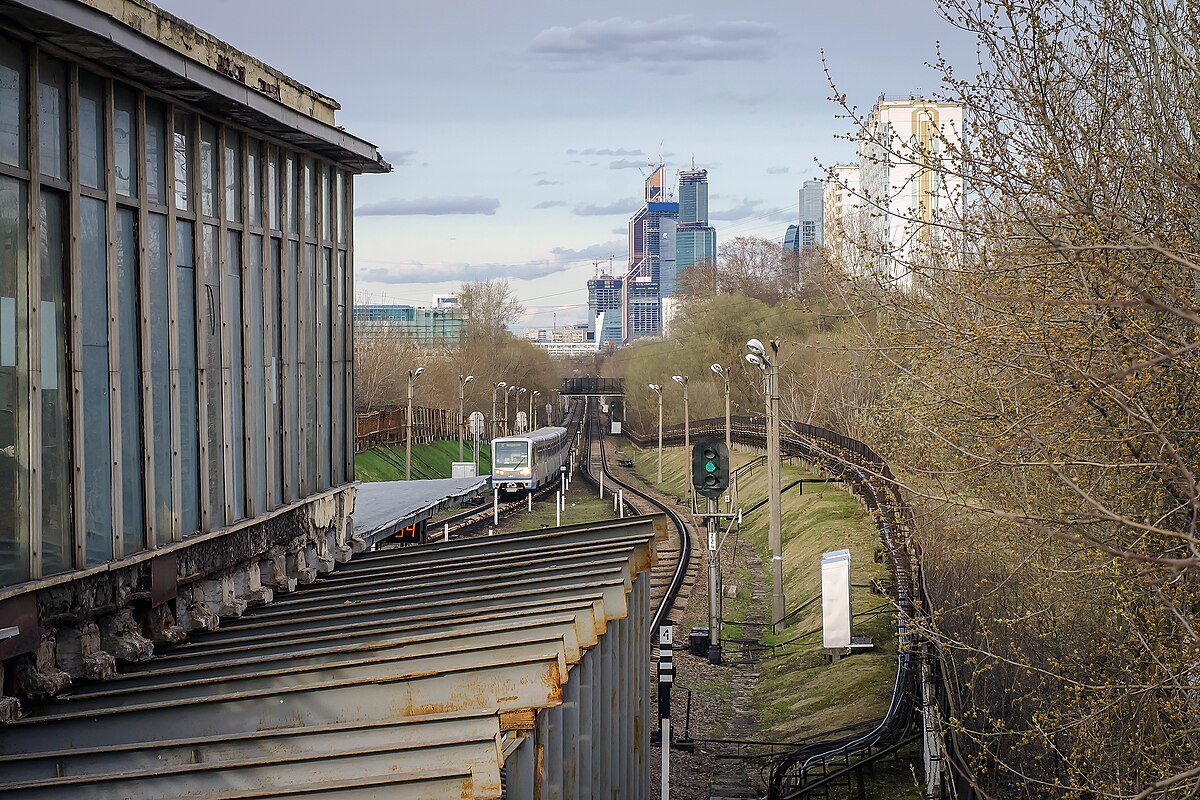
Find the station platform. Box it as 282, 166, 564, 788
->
353, 475, 491, 547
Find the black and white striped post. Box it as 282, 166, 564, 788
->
658, 622, 674, 800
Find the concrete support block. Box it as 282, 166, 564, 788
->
261, 548, 297, 594
328, 525, 352, 564
287, 546, 317, 585
148, 603, 187, 646
232, 560, 273, 608
313, 530, 336, 574
178, 585, 221, 632
0, 665, 22, 722
202, 573, 248, 618
56, 622, 117, 681
99, 608, 155, 663
15, 637, 71, 697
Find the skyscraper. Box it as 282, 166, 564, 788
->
623, 164, 679, 342
799, 179, 824, 249
587, 274, 623, 343
674, 167, 717, 295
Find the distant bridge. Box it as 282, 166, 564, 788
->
560, 376, 624, 396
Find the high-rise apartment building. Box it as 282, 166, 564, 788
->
587, 274, 623, 342
673, 167, 716, 296
857, 96, 963, 288
823, 164, 862, 266
623, 164, 678, 341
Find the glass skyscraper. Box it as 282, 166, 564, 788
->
623, 165, 678, 342
673, 167, 716, 295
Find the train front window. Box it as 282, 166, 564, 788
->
494, 441, 529, 468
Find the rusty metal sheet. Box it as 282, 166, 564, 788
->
149, 552, 178, 607
0, 592, 39, 661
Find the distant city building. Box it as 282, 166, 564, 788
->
660, 297, 682, 339
857, 96, 964, 288
674, 167, 717, 295
823, 163, 862, 266
587, 274, 623, 342
431, 294, 459, 309
784, 224, 801, 253
595, 310, 623, 349
799, 179, 824, 249
624, 164, 678, 342
353, 304, 465, 347
533, 340, 602, 358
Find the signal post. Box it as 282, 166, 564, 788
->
692, 437, 732, 664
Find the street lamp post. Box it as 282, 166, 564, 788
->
747, 338, 784, 625
517, 388, 528, 431
710, 363, 732, 457
672, 375, 690, 508
502, 384, 515, 435
648, 384, 663, 484
405, 367, 425, 481
491, 381, 506, 440
458, 374, 475, 461
529, 390, 541, 429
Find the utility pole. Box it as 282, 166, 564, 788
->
406, 367, 424, 480
458, 374, 474, 461
707, 495, 721, 664
649, 383, 663, 484
748, 338, 785, 624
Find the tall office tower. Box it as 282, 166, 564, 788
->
799, 179, 825, 249
673, 167, 717, 296
857, 96, 963, 288
783, 224, 801, 253
623, 164, 678, 342
587, 274, 623, 342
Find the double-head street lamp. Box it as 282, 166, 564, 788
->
648, 383, 663, 484
517, 387, 528, 431
406, 367, 425, 481
746, 337, 785, 624
491, 381, 506, 440
672, 374, 690, 507
529, 389, 541, 429
711, 363, 732, 457
502, 384, 516, 435
458, 374, 475, 460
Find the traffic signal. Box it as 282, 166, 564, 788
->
609, 399, 623, 418
692, 437, 729, 499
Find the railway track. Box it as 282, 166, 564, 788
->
575, 399, 696, 644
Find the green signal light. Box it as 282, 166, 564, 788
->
705, 462, 716, 473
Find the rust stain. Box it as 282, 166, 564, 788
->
500, 709, 536, 731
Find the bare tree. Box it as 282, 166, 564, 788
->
458, 278, 524, 340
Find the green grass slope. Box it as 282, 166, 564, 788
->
354, 441, 492, 482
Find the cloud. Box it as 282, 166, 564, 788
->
535, 200, 566, 209
380, 149, 417, 167
573, 147, 645, 156
535, 179, 560, 185
355, 196, 501, 216
766, 166, 790, 175
608, 159, 646, 170
574, 198, 638, 216
355, 239, 623, 285
711, 198, 764, 221
529, 17, 776, 68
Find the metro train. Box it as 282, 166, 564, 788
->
491, 426, 571, 495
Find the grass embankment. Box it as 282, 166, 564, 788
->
354, 441, 492, 482
624, 440, 902, 742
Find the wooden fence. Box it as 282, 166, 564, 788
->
353, 406, 458, 452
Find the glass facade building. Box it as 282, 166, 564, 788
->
624, 165, 678, 342
673, 167, 716, 296
353, 304, 464, 348
0, 5, 386, 591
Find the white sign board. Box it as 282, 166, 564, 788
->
452, 462, 477, 478
821, 549, 852, 649
468, 411, 485, 436
611, 421, 622, 435
516, 411, 528, 432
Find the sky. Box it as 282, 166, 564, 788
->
155, 1, 977, 328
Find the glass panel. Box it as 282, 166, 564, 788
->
304, 243, 316, 491
78, 73, 105, 190
0, 36, 25, 169
0, 177, 28, 584
336, 172, 346, 245
226, 230, 244, 521
173, 112, 191, 212
201, 224, 224, 524
148, 214, 172, 543
320, 247, 331, 489
145, 100, 166, 205
268, 149, 280, 230
115, 208, 144, 555
334, 250, 346, 484
80, 197, 111, 564
39, 190, 72, 574
285, 240, 299, 500
269, 238, 283, 506
223, 130, 241, 224
247, 140, 261, 228
303, 161, 314, 238
176, 220, 200, 536
199, 121, 217, 218
37, 55, 67, 180
247, 236, 266, 513
321, 167, 331, 240
286, 155, 298, 235
113, 85, 137, 197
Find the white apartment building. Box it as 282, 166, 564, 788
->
823, 163, 862, 268
856, 96, 963, 289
